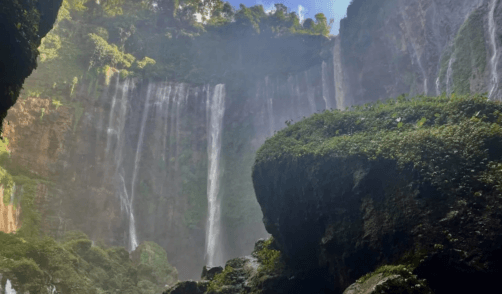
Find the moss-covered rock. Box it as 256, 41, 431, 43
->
252, 93, 502, 293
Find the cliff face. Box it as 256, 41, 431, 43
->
334, 0, 502, 107
5, 0, 502, 284
0, 187, 20, 234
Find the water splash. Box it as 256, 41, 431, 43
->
205, 84, 226, 267
5, 280, 16, 294
488, 0, 500, 100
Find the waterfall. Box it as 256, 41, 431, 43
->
436, 76, 440, 96
128, 83, 154, 251
205, 84, 225, 267
446, 57, 454, 95
306, 85, 316, 114
321, 61, 331, 110
265, 77, 274, 136
5, 280, 16, 294
114, 79, 130, 169
488, 0, 500, 100
333, 38, 346, 110
161, 85, 173, 162
105, 74, 121, 156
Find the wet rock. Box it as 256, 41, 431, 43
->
201, 266, 223, 281
163, 280, 209, 294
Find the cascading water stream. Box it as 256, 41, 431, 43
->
105, 74, 121, 156
305, 72, 316, 113
333, 38, 346, 110
321, 61, 331, 109
5, 279, 16, 294
128, 83, 154, 251
205, 84, 226, 267
265, 77, 274, 136
446, 57, 454, 95
488, 0, 500, 100
436, 76, 440, 96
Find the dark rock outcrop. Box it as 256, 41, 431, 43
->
252, 94, 502, 293
0, 0, 63, 133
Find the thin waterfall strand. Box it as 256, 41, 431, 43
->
129, 83, 154, 251
489, 0, 500, 99
206, 84, 225, 267
321, 61, 330, 110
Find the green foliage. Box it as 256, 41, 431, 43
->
254, 238, 283, 275
0, 231, 177, 293
87, 33, 136, 69
255, 93, 502, 197
206, 265, 235, 293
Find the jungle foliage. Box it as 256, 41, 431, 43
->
0, 230, 177, 294
24, 0, 332, 102
255, 93, 502, 197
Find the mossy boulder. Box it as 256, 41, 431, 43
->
252, 94, 502, 293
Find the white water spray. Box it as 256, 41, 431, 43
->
488, 0, 500, 100
5, 280, 16, 294
205, 84, 225, 267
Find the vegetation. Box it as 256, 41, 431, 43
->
255, 93, 502, 196
0, 231, 177, 293
206, 265, 235, 293
354, 264, 431, 294
22, 0, 332, 100
253, 238, 283, 275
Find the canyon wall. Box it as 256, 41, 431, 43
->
3, 0, 502, 281
336, 0, 502, 104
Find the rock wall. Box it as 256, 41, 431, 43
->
335, 0, 502, 106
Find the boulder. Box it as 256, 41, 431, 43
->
252, 95, 502, 293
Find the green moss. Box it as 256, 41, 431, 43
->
254, 238, 284, 275
206, 265, 235, 293
255, 93, 502, 196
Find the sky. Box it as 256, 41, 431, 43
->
225, 0, 352, 35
